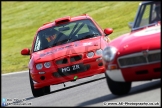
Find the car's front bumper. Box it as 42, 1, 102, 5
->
105, 62, 161, 82
30, 57, 105, 89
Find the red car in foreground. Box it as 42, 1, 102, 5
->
21, 14, 113, 97
102, 1, 161, 95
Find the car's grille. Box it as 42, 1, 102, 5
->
56, 58, 68, 65
55, 55, 82, 65
70, 55, 82, 62
148, 53, 161, 62
118, 49, 161, 68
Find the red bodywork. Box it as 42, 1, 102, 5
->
30, 37, 108, 89
23, 14, 112, 89
105, 23, 161, 82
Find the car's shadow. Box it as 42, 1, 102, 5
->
77, 79, 161, 106
25, 78, 161, 105
25, 76, 106, 100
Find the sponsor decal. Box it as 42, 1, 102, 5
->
39, 41, 81, 57
74, 41, 80, 47
83, 42, 92, 46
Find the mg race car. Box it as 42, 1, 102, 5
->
21, 14, 113, 97
102, 1, 161, 95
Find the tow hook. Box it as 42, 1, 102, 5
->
73, 76, 78, 81
71, 76, 78, 82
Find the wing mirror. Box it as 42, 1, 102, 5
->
104, 28, 113, 36
21, 48, 30, 55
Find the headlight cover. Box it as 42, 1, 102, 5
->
96, 49, 102, 55
87, 52, 94, 58
44, 62, 51, 68
102, 46, 117, 62
36, 63, 43, 70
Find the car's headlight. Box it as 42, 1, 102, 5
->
96, 49, 102, 55
102, 46, 117, 62
44, 62, 51, 68
87, 52, 94, 58
36, 63, 43, 70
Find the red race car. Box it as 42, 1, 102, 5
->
21, 14, 113, 97
102, 1, 161, 95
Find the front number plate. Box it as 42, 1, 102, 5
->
59, 64, 83, 73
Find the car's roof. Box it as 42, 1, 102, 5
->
141, 1, 159, 5
141, 1, 153, 4
37, 14, 92, 31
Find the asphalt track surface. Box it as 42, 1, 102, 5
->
2, 71, 161, 107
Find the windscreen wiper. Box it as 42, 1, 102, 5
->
37, 46, 51, 51
79, 33, 99, 40
50, 39, 70, 47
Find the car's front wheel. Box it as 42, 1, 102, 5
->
105, 73, 131, 95
29, 72, 50, 97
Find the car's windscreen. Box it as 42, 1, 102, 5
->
33, 19, 101, 52
133, 2, 161, 29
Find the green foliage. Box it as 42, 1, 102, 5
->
2, 1, 140, 74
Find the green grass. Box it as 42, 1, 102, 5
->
2, 1, 140, 74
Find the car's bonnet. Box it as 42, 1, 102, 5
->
109, 25, 161, 56
32, 36, 102, 62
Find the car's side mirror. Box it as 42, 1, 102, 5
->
21, 48, 30, 55
104, 28, 113, 36
128, 22, 134, 29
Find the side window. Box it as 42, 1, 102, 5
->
151, 4, 157, 21
151, 3, 161, 23
139, 4, 151, 27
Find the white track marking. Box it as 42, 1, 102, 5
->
2, 70, 28, 76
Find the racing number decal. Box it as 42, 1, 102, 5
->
61, 64, 80, 73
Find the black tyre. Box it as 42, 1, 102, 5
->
105, 73, 131, 96
29, 72, 50, 97
44, 86, 51, 94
